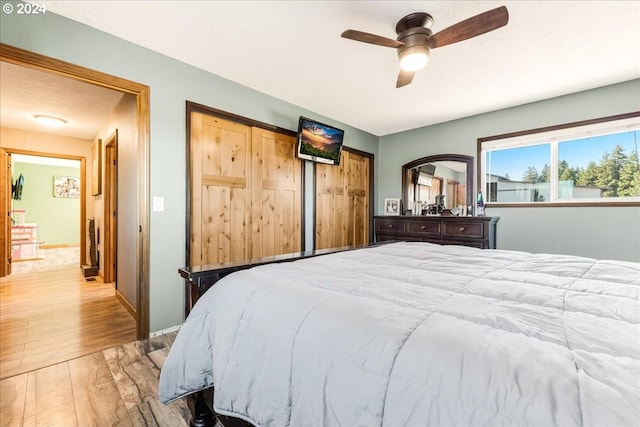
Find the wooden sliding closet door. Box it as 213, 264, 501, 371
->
190, 112, 252, 265
315, 149, 372, 250
189, 109, 302, 266
251, 128, 302, 258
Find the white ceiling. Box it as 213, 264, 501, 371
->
8, 1, 640, 138
0, 61, 124, 140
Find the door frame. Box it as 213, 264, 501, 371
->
1, 149, 11, 277
0, 43, 151, 339
2, 149, 86, 268
103, 131, 118, 284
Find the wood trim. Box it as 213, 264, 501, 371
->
80, 157, 86, 267
402, 154, 474, 213
2, 43, 151, 340
115, 289, 136, 319
186, 101, 297, 137
0, 43, 149, 95
137, 85, 151, 339
0, 149, 10, 277
477, 112, 640, 144
103, 132, 118, 285
3, 148, 87, 268
476, 111, 640, 208
487, 201, 640, 208
2, 148, 84, 161
39, 243, 80, 249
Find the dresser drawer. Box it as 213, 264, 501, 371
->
376, 219, 405, 234
443, 221, 484, 239
406, 220, 440, 236
374, 215, 498, 249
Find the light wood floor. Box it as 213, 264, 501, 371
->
0, 267, 137, 380
0, 331, 192, 426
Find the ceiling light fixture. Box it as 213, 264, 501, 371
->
34, 115, 67, 127
398, 45, 430, 72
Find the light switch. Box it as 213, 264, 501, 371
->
153, 196, 165, 212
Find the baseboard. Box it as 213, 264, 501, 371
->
115, 290, 136, 319
39, 243, 80, 249
149, 324, 182, 338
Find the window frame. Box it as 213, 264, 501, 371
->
477, 112, 640, 207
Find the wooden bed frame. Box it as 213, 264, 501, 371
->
178, 244, 391, 427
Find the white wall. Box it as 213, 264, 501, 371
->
379, 80, 640, 262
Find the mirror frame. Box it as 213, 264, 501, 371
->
401, 154, 474, 214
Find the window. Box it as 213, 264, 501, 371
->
479, 113, 640, 205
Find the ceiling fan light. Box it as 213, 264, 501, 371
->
399, 45, 430, 72
34, 115, 67, 127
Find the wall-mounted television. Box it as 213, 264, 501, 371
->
413, 164, 436, 186
296, 116, 344, 165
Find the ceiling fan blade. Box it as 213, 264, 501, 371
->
341, 30, 405, 48
396, 70, 415, 88
429, 6, 509, 49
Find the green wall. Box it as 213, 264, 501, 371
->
0, 4, 379, 333
379, 80, 640, 262
3, 2, 636, 335
12, 162, 80, 245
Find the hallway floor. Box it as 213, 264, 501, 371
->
10, 246, 81, 274
0, 267, 137, 379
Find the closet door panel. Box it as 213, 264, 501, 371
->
251, 128, 302, 258
346, 151, 370, 246
190, 112, 251, 265
315, 161, 347, 250
315, 150, 371, 250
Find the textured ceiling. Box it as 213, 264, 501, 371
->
8, 1, 640, 138
0, 61, 124, 140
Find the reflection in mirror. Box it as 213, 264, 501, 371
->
402, 154, 474, 215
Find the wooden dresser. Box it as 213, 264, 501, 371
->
374, 215, 499, 249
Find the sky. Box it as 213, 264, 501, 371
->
487, 130, 639, 180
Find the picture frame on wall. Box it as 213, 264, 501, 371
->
384, 198, 400, 215
91, 139, 102, 196
53, 176, 80, 198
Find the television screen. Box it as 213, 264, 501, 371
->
296, 116, 344, 165
414, 164, 436, 186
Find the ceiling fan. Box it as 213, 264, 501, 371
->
341, 6, 509, 88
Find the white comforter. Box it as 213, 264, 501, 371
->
159, 242, 640, 426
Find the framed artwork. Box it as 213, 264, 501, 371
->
384, 198, 400, 215
53, 176, 80, 198
91, 139, 102, 196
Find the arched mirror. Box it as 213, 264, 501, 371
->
401, 154, 474, 215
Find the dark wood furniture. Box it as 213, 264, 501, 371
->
402, 154, 474, 214
375, 215, 499, 249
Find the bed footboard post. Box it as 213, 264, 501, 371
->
187, 390, 216, 427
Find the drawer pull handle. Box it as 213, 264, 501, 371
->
388, 224, 394, 228
420, 225, 426, 230
459, 226, 465, 232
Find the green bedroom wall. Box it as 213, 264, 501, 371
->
11, 162, 80, 246
2, 3, 637, 334
0, 4, 379, 333
379, 80, 640, 262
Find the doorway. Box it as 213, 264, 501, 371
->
6, 152, 84, 274
0, 43, 150, 339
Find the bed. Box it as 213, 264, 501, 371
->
159, 241, 639, 427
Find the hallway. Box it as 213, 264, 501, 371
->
0, 267, 136, 379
